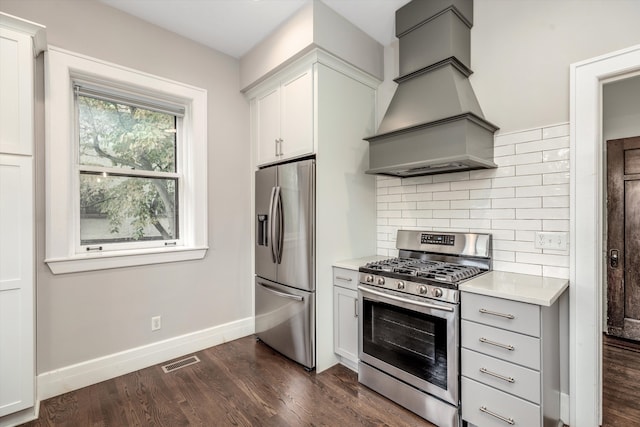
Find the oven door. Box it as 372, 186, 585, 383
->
358, 285, 459, 405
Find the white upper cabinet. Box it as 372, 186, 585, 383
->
253, 65, 313, 166
0, 12, 45, 423
0, 26, 34, 155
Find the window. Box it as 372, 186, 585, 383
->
45, 47, 208, 274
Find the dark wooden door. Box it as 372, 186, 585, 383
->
607, 136, 640, 341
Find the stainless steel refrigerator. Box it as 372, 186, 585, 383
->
254, 158, 315, 369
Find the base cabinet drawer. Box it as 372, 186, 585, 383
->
462, 348, 540, 404
333, 267, 358, 291
462, 377, 540, 427
462, 320, 541, 370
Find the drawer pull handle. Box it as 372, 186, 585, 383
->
479, 337, 515, 351
479, 406, 515, 425
336, 276, 353, 282
479, 367, 515, 383
479, 308, 515, 319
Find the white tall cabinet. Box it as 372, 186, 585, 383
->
247, 49, 379, 372
0, 13, 45, 426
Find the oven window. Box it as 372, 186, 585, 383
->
362, 297, 449, 390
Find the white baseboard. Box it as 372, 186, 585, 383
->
0, 404, 39, 427
561, 391, 570, 425
37, 317, 254, 401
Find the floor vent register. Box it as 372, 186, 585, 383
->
162, 355, 200, 373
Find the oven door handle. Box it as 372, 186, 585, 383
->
358, 286, 454, 312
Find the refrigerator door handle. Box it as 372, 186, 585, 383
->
274, 186, 284, 264
258, 282, 304, 302
268, 186, 277, 263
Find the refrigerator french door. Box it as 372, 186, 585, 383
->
255, 158, 315, 369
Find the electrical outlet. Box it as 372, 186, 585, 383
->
534, 232, 568, 250
151, 315, 161, 331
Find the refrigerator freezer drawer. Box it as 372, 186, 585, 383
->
255, 277, 316, 369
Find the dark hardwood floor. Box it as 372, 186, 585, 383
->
602, 334, 640, 427
21, 336, 434, 427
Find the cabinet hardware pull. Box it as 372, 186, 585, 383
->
479, 308, 515, 319
86, 246, 103, 252
479, 337, 515, 351
336, 276, 352, 281
479, 406, 515, 425
354, 298, 358, 318
277, 138, 284, 156
274, 138, 279, 156
479, 367, 515, 383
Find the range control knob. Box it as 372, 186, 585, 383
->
397, 281, 405, 290
417, 285, 428, 295
377, 277, 385, 285
365, 275, 373, 283
432, 288, 443, 298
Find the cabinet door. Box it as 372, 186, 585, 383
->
0, 155, 34, 416
334, 286, 358, 363
0, 27, 34, 156
255, 86, 280, 166
280, 67, 313, 160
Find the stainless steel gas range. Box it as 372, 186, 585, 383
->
358, 230, 492, 427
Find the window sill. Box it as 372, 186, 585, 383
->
45, 246, 208, 274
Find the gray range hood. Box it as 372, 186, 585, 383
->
365, 0, 498, 177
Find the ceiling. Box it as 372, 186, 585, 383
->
99, 0, 411, 58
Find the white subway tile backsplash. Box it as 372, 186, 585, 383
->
543, 148, 570, 162
492, 197, 541, 209
492, 219, 542, 230
433, 209, 470, 219
388, 201, 417, 210
416, 200, 450, 210
516, 208, 569, 220
492, 175, 542, 188
377, 177, 402, 187
433, 190, 470, 200
451, 199, 491, 209
543, 220, 570, 231
403, 192, 434, 202
543, 172, 570, 185
377, 210, 402, 218
516, 184, 569, 197
494, 144, 516, 157
495, 129, 542, 146
493, 250, 516, 262
451, 179, 492, 191
375, 124, 570, 278
517, 252, 569, 267
542, 123, 570, 139
543, 196, 570, 208
416, 182, 451, 193
450, 219, 492, 229
378, 194, 402, 203
470, 209, 515, 219
516, 136, 569, 154
492, 261, 542, 276
388, 218, 417, 227
417, 218, 450, 228
470, 187, 515, 199
388, 185, 416, 194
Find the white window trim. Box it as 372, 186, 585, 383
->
45, 46, 208, 274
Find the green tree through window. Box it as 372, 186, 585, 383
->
77, 95, 179, 245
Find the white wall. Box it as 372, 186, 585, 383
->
0, 0, 251, 374
603, 75, 640, 141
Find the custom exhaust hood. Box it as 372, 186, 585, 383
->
365, 0, 498, 177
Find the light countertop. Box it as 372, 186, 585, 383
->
333, 255, 388, 271
459, 271, 569, 306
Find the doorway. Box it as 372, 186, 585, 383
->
571, 44, 640, 427
606, 136, 640, 342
